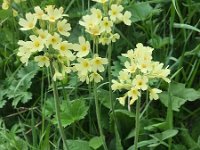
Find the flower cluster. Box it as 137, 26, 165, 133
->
79, 1, 131, 45
72, 37, 108, 84
112, 43, 170, 106
17, 5, 108, 83
17, 5, 73, 81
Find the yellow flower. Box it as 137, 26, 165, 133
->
75, 58, 91, 75
54, 41, 74, 58
118, 70, 131, 83
111, 33, 120, 42
53, 70, 63, 81
137, 60, 152, 74
34, 6, 45, 19
89, 72, 103, 83
43, 5, 64, 22
2, 0, 9, 10
99, 36, 111, 45
78, 73, 90, 84
34, 55, 50, 67
149, 62, 171, 83
91, 8, 102, 21
108, 4, 124, 22
12, 9, 18, 17
149, 88, 162, 100
122, 49, 134, 59
17, 41, 32, 65
73, 36, 90, 57
46, 32, 62, 48
19, 13, 37, 30
79, 14, 102, 36
101, 17, 113, 33
127, 87, 140, 104
111, 80, 123, 91
92, 0, 108, 3
57, 19, 71, 36
134, 43, 153, 62
36, 29, 49, 42
91, 55, 108, 72
29, 35, 44, 52
132, 75, 148, 90
117, 94, 127, 106
124, 61, 137, 73
122, 11, 132, 26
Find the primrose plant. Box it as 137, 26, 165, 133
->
17, 5, 75, 150
112, 43, 170, 149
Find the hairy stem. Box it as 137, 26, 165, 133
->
94, 83, 108, 150
50, 63, 69, 150
134, 97, 141, 150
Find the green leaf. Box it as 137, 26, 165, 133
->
159, 82, 200, 111
127, 2, 160, 22
128, 129, 178, 149
148, 35, 171, 49
128, 139, 158, 150
184, 44, 200, 57
149, 129, 178, 141
67, 140, 91, 150
174, 23, 200, 33
89, 136, 103, 149
98, 89, 111, 109
1, 62, 39, 108
55, 99, 89, 127
144, 122, 168, 131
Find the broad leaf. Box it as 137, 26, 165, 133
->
159, 82, 200, 111
127, 2, 161, 22
54, 99, 89, 127
67, 140, 91, 150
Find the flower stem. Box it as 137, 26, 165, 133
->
50, 63, 69, 150
134, 97, 141, 150
167, 84, 173, 150
93, 82, 108, 150
108, 44, 123, 149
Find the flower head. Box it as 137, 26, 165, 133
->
34, 55, 50, 67
43, 5, 64, 22
73, 36, 90, 57
149, 88, 162, 100
112, 43, 170, 106
91, 55, 108, 72
122, 11, 132, 26
108, 4, 124, 22
57, 19, 71, 36
19, 13, 37, 30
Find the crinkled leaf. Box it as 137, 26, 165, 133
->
148, 35, 171, 49
1, 62, 39, 108
127, 2, 160, 22
54, 99, 89, 127
67, 140, 91, 150
11, 92, 32, 108
159, 82, 200, 111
